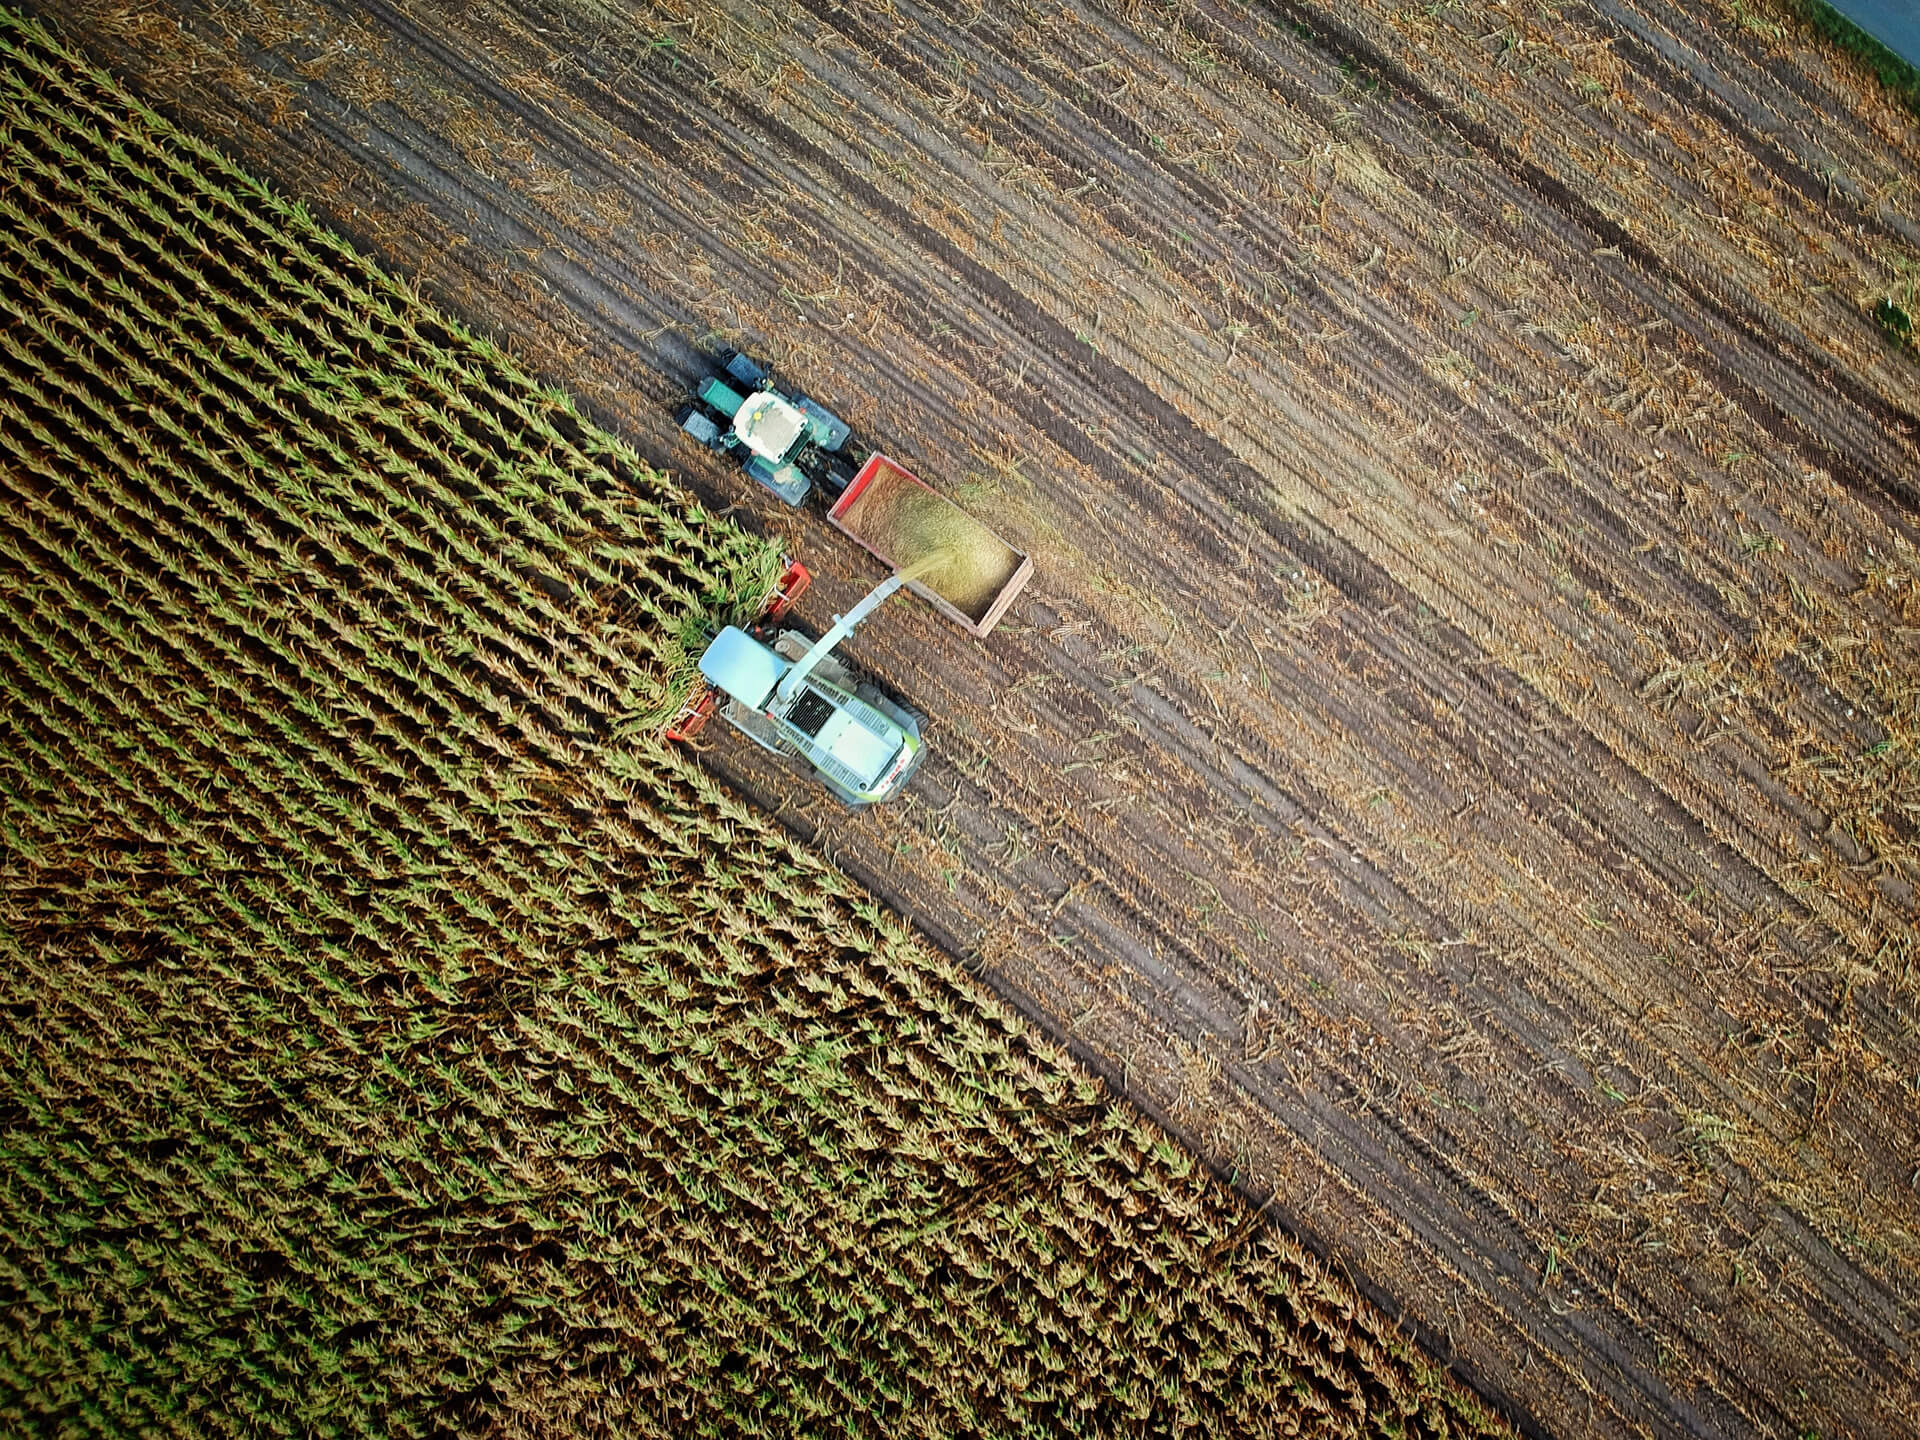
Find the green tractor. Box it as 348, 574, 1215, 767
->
674, 349, 862, 506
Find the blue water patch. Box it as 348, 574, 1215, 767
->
1823, 0, 1920, 69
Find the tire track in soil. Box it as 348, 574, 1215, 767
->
1589, 0, 1920, 251
869, 0, 1792, 701
1591, 0, 1920, 252
1254, 0, 1920, 519
42, 0, 1920, 1437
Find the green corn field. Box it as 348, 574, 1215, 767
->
0, 10, 1509, 1436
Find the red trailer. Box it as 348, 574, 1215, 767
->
827, 454, 1032, 638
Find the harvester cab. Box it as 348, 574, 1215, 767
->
675, 350, 859, 506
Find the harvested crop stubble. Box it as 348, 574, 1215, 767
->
0, 10, 1509, 1439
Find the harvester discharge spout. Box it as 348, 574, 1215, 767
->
770, 551, 950, 712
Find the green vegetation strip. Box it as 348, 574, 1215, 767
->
1790, 0, 1920, 120
0, 11, 1509, 1437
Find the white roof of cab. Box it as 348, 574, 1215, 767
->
732, 391, 807, 462
699, 627, 786, 708
817, 708, 899, 787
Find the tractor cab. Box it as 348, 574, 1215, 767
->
731, 391, 808, 463
676, 350, 858, 506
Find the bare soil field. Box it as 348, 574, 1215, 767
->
34, 0, 1919, 1435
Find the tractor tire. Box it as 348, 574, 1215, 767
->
722, 350, 768, 389
677, 404, 723, 448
